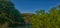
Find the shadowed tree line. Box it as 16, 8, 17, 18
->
0, 0, 25, 28
31, 5, 60, 28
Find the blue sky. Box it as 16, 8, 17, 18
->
11, 0, 60, 13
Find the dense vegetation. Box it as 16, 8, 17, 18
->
0, 0, 25, 28
31, 5, 60, 28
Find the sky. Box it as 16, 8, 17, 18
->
11, 0, 60, 13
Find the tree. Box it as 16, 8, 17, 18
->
0, 0, 25, 27
31, 5, 60, 28
0, 12, 14, 28
31, 9, 46, 28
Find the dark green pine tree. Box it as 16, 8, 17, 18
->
0, 0, 25, 27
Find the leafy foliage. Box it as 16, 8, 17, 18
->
31, 5, 60, 28
0, 0, 25, 27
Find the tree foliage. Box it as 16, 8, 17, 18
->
0, 0, 25, 27
31, 5, 60, 28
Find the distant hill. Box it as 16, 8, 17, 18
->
22, 13, 35, 17
22, 13, 35, 24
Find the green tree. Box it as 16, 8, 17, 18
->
0, 0, 25, 27
31, 5, 60, 28
31, 9, 46, 28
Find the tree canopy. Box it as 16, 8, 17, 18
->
0, 0, 25, 27
31, 5, 60, 28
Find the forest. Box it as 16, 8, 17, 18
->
0, 0, 60, 28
